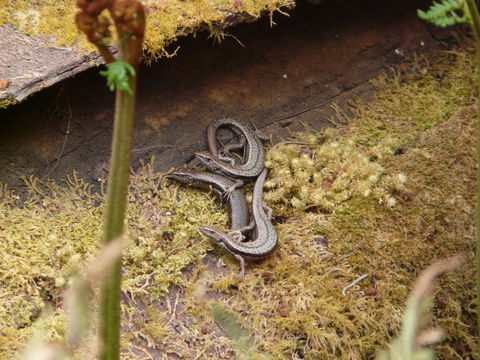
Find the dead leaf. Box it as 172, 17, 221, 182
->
0, 79, 9, 89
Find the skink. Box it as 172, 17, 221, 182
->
168, 169, 250, 234
206, 118, 247, 162
198, 168, 277, 278
195, 118, 266, 180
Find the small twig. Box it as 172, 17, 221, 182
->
223, 33, 245, 48
256, 78, 371, 129
342, 274, 369, 296
165, 291, 181, 326
337, 239, 366, 262
42, 93, 73, 179
41, 127, 111, 173
41, 90, 61, 159
132, 144, 180, 152
271, 98, 335, 123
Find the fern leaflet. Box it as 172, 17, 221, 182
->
417, 0, 469, 27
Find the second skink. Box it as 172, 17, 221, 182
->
168, 168, 250, 233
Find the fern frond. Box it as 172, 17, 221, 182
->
99, 59, 136, 94
417, 0, 469, 27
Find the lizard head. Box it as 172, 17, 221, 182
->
198, 226, 229, 248
167, 168, 195, 184
195, 152, 218, 172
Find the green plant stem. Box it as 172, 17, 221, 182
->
98, 48, 138, 360
464, 0, 480, 356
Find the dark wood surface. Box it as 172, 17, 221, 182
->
0, 0, 455, 190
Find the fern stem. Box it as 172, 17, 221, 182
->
98, 39, 138, 360
464, 0, 480, 356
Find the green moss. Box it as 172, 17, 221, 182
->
0, 97, 17, 109
0, 0, 295, 60
192, 50, 476, 359
0, 50, 476, 358
0, 165, 230, 358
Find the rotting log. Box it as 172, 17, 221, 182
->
0, 1, 294, 108
0, 25, 111, 107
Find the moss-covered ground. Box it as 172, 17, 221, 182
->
0, 0, 293, 61
0, 49, 476, 359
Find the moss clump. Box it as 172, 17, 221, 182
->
0, 97, 17, 109
0, 0, 294, 60
265, 136, 406, 212
0, 49, 476, 358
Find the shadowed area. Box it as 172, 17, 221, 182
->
0, 0, 448, 190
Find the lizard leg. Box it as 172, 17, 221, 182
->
227, 230, 246, 242
227, 219, 255, 242
217, 136, 246, 165
247, 117, 269, 142
235, 219, 256, 234
223, 179, 244, 200
219, 151, 243, 165
219, 151, 244, 165
212, 189, 224, 210
263, 202, 274, 220
219, 136, 246, 158
234, 254, 246, 279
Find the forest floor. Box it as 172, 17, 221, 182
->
0, 46, 476, 359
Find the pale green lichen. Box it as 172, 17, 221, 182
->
0, 49, 477, 359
